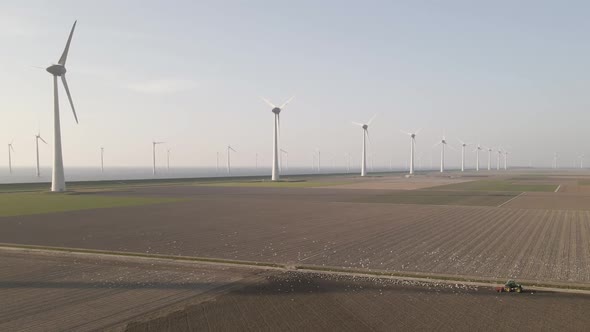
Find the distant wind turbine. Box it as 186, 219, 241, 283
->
474, 144, 483, 171
216, 152, 220, 173
352, 114, 376, 177
553, 152, 559, 169
152, 141, 165, 175
345, 152, 351, 173
35, 132, 48, 177
486, 147, 493, 171
580, 154, 585, 169
504, 150, 509, 170
458, 138, 470, 172
46, 21, 79, 191
100, 147, 104, 173
497, 148, 502, 170
316, 148, 321, 173
261, 96, 294, 181
7, 141, 15, 174
227, 145, 236, 174
280, 149, 288, 172
433, 135, 451, 173
401, 128, 420, 175
167, 148, 171, 170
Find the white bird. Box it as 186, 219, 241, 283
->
352, 114, 376, 176
261, 96, 294, 181
45, 21, 79, 191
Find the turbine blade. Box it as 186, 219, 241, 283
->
400, 130, 411, 135
367, 114, 377, 125
433, 141, 441, 148
58, 21, 77, 65
61, 75, 78, 124
352, 121, 364, 127
39, 136, 48, 144
261, 97, 276, 108
10, 145, 15, 152
366, 129, 371, 146
415, 128, 422, 135
279, 96, 295, 109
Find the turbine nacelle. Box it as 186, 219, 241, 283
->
362, 124, 368, 130
46, 64, 66, 76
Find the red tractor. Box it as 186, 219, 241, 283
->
495, 280, 523, 293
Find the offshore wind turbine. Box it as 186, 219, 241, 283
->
46, 21, 79, 192
7, 141, 15, 174
352, 115, 376, 177
227, 145, 236, 174
152, 141, 165, 175
401, 129, 420, 175
35, 133, 48, 177
261, 96, 294, 181
458, 138, 470, 172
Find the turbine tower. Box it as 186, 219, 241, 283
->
227, 145, 236, 174
261, 96, 294, 181
553, 152, 558, 169
280, 149, 288, 172
486, 147, 492, 171
433, 135, 449, 173
152, 141, 165, 175
46, 21, 79, 192
580, 154, 585, 169
316, 148, 321, 173
496, 148, 502, 170
167, 148, 171, 170
352, 115, 376, 177
458, 138, 470, 172
100, 147, 104, 173
7, 142, 15, 174
401, 129, 420, 175
35, 133, 48, 177
504, 151, 509, 170
474, 144, 483, 171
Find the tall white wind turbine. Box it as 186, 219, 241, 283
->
401, 129, 421, 175
553, 152, 559, 169
496, 148, 502, 170
504, 150, 509, 170
46, 21, 79, 192
474, 144, 483, 171
457, 138, 470, 172
433, 135, 450, 173
152, 141, 165, 175
352, 115, 376, 177
7, 141, 15, 174
227, 145, 236, 174
261, 96, 294, 181
35, 133, 48, 177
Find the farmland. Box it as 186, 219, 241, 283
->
2, 170, 590, 330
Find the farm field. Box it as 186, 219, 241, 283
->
2, 248, 589, 332
351, 189, 516, 206
1, 173, 590, 285
431, 179, 559, 192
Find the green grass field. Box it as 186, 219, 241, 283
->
353, 190, 517, 207
431, 180, 557, 192
0, 193, 181, 217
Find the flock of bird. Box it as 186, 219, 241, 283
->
5, 21, 585, 192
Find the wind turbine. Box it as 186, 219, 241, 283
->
35, 133, 48, 177
345, 153, 351, 173
7, 141, 15, 174
503, 150, 509, 170
474, 144, 483, 171
433, 135, 450, 173
316, 148, 321, 173
167, 148, 171, 170
496, 148, 502, 170
46, 21, 79, 192
553, 152, 559, 169
486, 146, 492, 171
280, 149, 288, 172
227, 145, 236, 174
216, 152, 220, 173
352, 114, 376, 177
457, 138, 470, 172
152, 141, 165, 175
261, 96, 294, 181
401, 129, 420, 175
100, 147, 104, 173
580, 154, 585, 169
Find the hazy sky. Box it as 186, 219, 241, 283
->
2, 0, 590, 169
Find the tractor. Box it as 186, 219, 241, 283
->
495, 280, 523, 293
